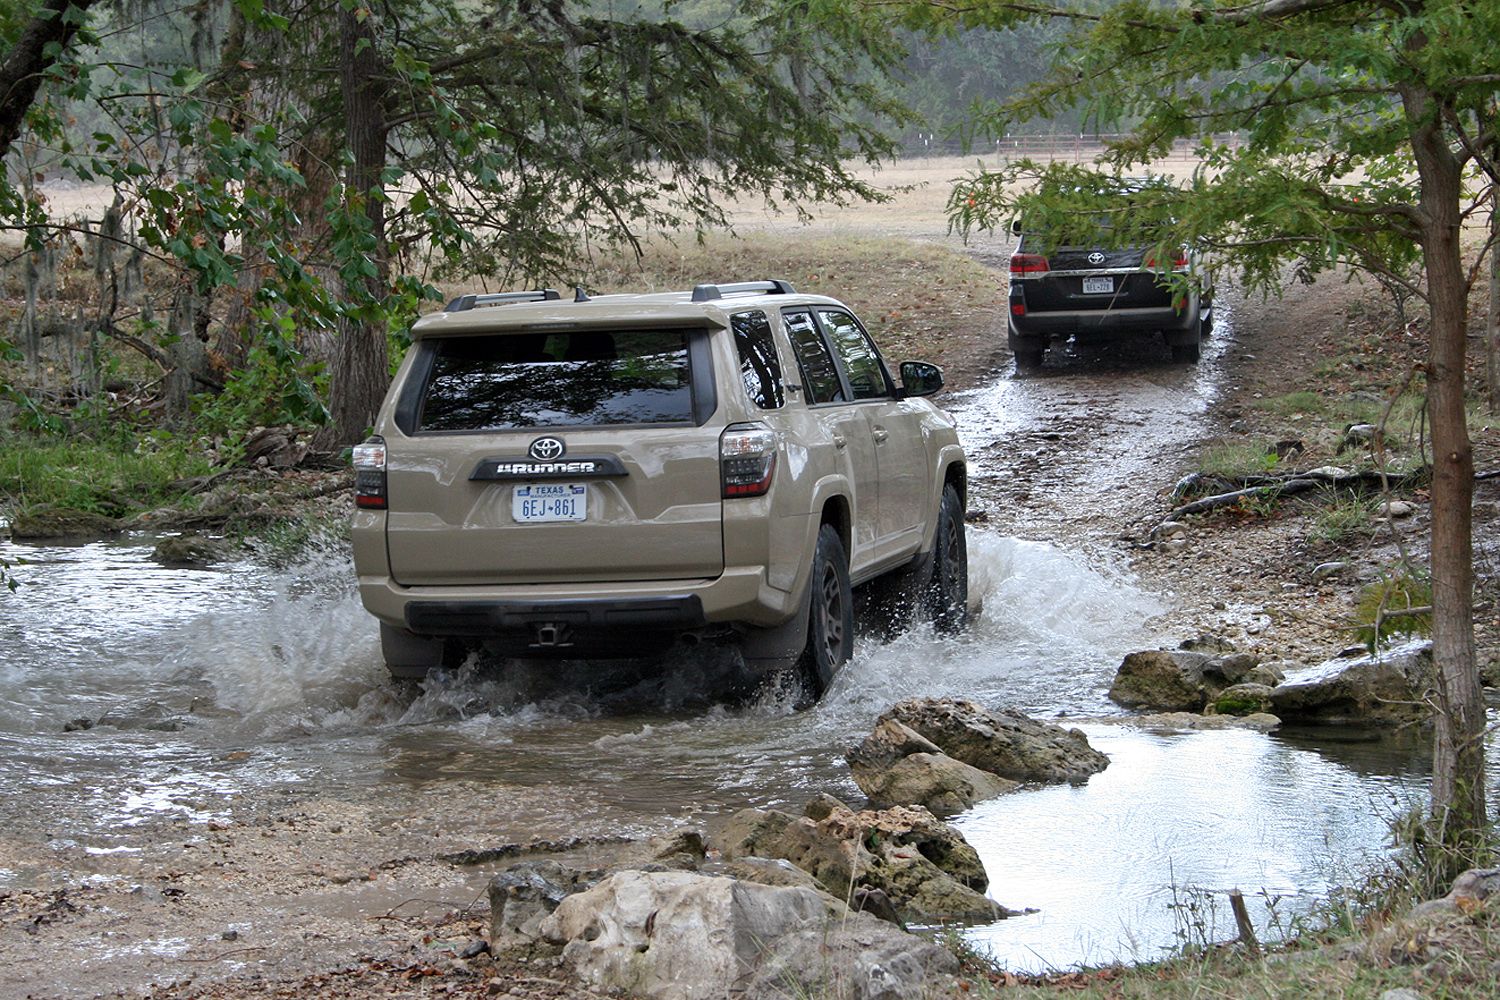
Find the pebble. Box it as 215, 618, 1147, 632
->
1380, 989, 1422, 1000
1155, 521, 1188, 539
1380, 500, 1417, 518
1313, 561, 1348, 581
1160, 538, 1189, 554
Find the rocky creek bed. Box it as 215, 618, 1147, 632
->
2, 271, 1499, 998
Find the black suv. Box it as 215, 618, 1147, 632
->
1005, 220, 1213, 371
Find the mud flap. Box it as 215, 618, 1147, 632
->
380, 623, 444, 679
737, 578, 813, 675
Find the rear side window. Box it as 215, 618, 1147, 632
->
731, 310, 784, 409
818, 310, 889, 401
417, 329, 694, 431
783, 310, 845, 404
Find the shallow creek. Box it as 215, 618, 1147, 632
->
0, 523, 1438, 972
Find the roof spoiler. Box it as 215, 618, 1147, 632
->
690, 280, 795, 302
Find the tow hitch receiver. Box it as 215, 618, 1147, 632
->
531, 622, 574, 649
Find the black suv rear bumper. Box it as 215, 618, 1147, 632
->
1009, 301, 1201, 341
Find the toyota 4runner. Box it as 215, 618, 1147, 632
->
351, 280, 968, 699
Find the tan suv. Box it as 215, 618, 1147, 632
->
351, 280, 968, 698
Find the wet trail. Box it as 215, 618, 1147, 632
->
0, 305, 1453, 978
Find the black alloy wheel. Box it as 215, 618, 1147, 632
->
799, 523, 853, 699
924, 484, 970, 634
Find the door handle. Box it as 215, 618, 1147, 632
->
832, 433, 847, 450
872, 426, 889, 443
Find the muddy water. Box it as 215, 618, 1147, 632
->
0, 322, 1458, 972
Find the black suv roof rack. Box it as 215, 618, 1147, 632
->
690, 279, 795, 302
444, 289, 562, 312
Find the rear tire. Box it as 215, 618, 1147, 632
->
923, 484, 969, 634
797, 524, 853, 700
1014, 344, 1044, 374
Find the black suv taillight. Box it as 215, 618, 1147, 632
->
1009, 253, 1050, 275
352, 436, 387, 510
721, 423, 777, 498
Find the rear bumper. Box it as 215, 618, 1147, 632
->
358, 564, 796, 636
405, 594, 706, 635
1009, 301, 1200, 340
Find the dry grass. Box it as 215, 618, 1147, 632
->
579, 231, 1007, 389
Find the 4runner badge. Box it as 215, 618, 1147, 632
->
529, 437, 566, 461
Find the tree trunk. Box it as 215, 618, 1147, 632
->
1405, 82, 1487, 867
324, 7, 391, 448
0, 0, 98, 160
1489, 189, 1499, 414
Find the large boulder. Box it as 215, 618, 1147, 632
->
1269, 643, 1434, 723
718, 802, 1003, 923
1109, 648, 1262, 712
882, 698, 1108, 784
541, 870, 958, 1000
847, 718, 1018, 816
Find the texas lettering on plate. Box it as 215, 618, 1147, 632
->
513, 483, 588, 522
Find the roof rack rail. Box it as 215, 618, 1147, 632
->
444, 289, 562, 312
690, 279, 796, 303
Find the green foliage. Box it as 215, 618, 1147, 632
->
1198, 441, 1279, 479
0, 435, 214, 517
898, 0, 1494, 301
4, 0, 910, 443
1309, 489, 1378, 545
1354, 566, 1433, 654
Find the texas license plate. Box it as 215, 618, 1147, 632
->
1082, 276, 1115, 294
513, 483, 588, 522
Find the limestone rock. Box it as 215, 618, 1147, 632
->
718, 857, 824, 892
646, 827, 706, 870
151, 532, 223, 568
854, 752, 1019, 817
717, 802, 1002, 923
1269, 642, 1434, 723
1211, 683, 1277, 716
540, 870, 957, 1000
1110, 648, 1264, 712
883, 698, 1109, 784
487, 861, 592, 957
846, 717, 1019, 815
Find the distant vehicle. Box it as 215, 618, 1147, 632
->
1005, 197, 1214, 372
350, 281, 968, 700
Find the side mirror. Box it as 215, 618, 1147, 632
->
899, 361, 944, 398
1010, 218, 1023, 236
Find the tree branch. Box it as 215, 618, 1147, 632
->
0, 0, 100, 160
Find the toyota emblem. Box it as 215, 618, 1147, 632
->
1087, 251, 1106, 265
528, 437, 566, 461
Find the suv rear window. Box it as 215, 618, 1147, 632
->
417, 329, 695, 431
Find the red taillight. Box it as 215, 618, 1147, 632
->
1148, 250, 1191, 270
1009, 253, 1049, 275
721, 423, 777, 498
1010, 303, 1026, 316
352, 437, 387, 510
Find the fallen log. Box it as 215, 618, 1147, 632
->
1168, 467, 1429, 520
